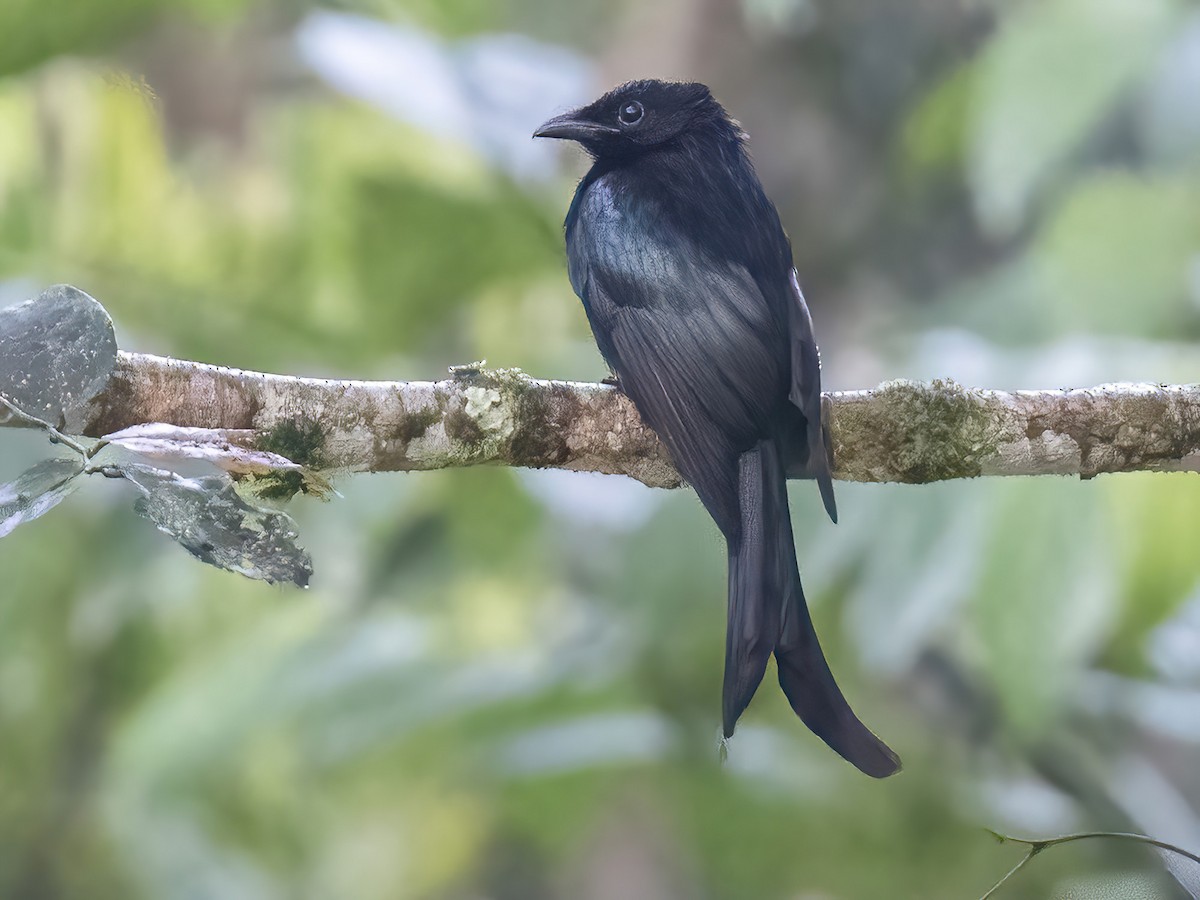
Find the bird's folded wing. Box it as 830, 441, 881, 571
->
786, 269, 836, 522
580, 261, 784, 535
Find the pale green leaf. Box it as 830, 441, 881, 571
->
0, 457, 84, 538
0, 284, 117, 431
969, 0, 1182, 235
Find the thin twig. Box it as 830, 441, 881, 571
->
0, 395, 93, 459
979, 844, 1041, 900
978, 830, 1200, 899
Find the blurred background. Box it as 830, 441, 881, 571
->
3, 0, 1200, 897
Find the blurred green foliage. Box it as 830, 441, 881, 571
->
3, 1, 1200, 898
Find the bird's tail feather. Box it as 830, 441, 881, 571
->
722, 443, 783, 736
723, 439, 900, 778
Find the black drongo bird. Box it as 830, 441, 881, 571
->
534, 80, 899, 778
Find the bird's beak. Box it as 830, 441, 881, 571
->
533, 112, 619, 141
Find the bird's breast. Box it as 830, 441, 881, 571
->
569, 174, 700, 297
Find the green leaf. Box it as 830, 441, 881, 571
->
0, 0, 251, 78
968, 0, 1182, 235
1033, 172, 1200, 336
899, 61, 975, 180
0, 457, 85, 538
105, 424, 303, 476
969, 478, 1119, 735
116, 463, 313, 587
0, 284, 118, 431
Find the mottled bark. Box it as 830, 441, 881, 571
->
35, 352, 1198, 486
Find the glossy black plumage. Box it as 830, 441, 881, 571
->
536, 80, 899, 777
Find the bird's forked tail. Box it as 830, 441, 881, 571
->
722, 438, 900, 778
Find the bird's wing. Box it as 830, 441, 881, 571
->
785, 270, 837, 523
577, 257, 785, 537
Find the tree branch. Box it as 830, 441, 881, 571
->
50, 351, 1200, 486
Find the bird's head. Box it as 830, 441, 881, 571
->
533, 79, 739, 159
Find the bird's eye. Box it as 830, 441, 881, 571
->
618, 101, 644, 126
